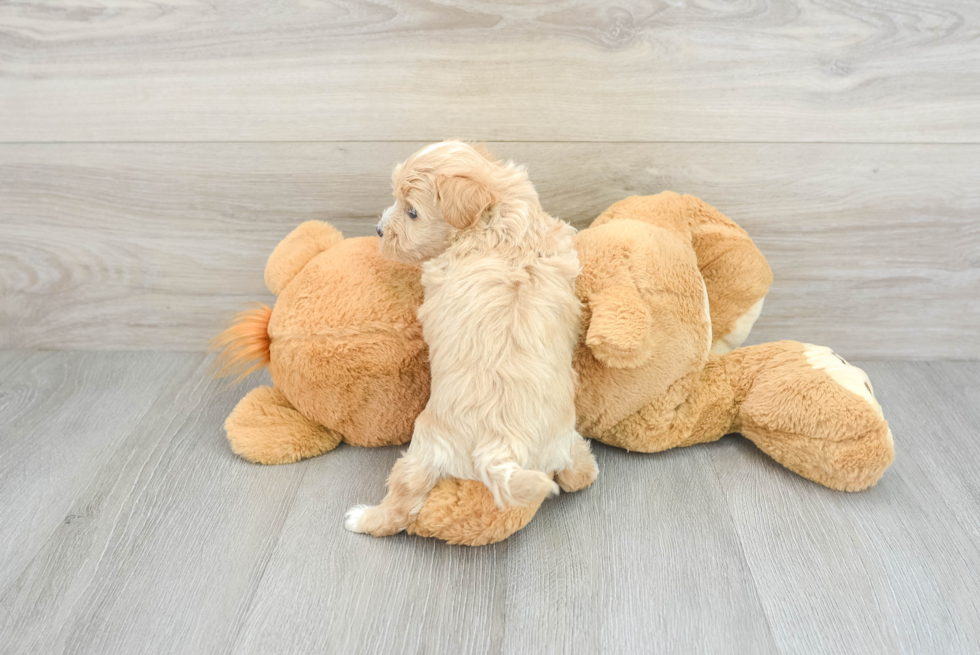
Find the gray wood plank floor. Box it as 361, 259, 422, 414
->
1, 352, 978, 654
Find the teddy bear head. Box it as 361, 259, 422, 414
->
267, 235, 430, 448
572, 217, 713, 440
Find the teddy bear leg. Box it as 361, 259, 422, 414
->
224, 386, 344, 465
728, 342, 895, 491
555, 432, 599, 493
588, 355, 739, 454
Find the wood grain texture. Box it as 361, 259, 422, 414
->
2, 142, 977, 357
233, 444, 512, 655
707, 361, 980, 654
0, 351, 200, 598
236, 444, 776, 654
1, 0, 978, 142
861, 362, 980, 555
0, 362, 306, 654
1, 354, 979, 654
499, 444, 777, 654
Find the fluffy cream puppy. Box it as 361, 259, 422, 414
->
345, 141, 598, 537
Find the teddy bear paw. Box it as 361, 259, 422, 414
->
803, 343, 894, 451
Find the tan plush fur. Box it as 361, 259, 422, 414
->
270, 231, 428, 449
225, 386, 344, 464
215, 189, 894, 545
593, 193, 773, 354
345, 142, 597, 537
406, 478, 541, 546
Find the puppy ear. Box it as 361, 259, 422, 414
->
436, 174, 494, 229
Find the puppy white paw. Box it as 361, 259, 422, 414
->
344, 505, 371, 533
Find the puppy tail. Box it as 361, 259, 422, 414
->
508, 469, 560, 506
481, 461, 559, 508
210, 304, 273, 383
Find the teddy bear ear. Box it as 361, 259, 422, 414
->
585, 285, 654, 368
436, 173, 495, 229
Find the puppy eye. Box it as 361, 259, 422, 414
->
406, 206, 418, 219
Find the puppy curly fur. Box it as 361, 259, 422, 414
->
346, 142, 598, 537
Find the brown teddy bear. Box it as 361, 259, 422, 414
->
214, 192, 894, 545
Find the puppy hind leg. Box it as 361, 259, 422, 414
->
555, 432, 599, 493
345, 451, 436, 537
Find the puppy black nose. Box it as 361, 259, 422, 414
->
376, 225, 384, 237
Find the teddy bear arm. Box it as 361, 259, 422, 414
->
694, 228, 772, 353
681, 196, 773, 354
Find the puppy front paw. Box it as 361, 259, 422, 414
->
344, 505, 371, 533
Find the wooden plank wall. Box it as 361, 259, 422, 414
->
1, 1, 978, 358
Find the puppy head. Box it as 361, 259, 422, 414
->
377, 141, 497, 264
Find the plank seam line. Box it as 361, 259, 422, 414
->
0, 353, 204, 612
228, 461, 310, 651
1, 141, 979, 146
702, 447, 783, 654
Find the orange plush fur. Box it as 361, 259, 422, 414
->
211, 304, 272, 382
215, 189, 895, 545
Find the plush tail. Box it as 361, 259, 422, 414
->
210, 304, 273, 382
